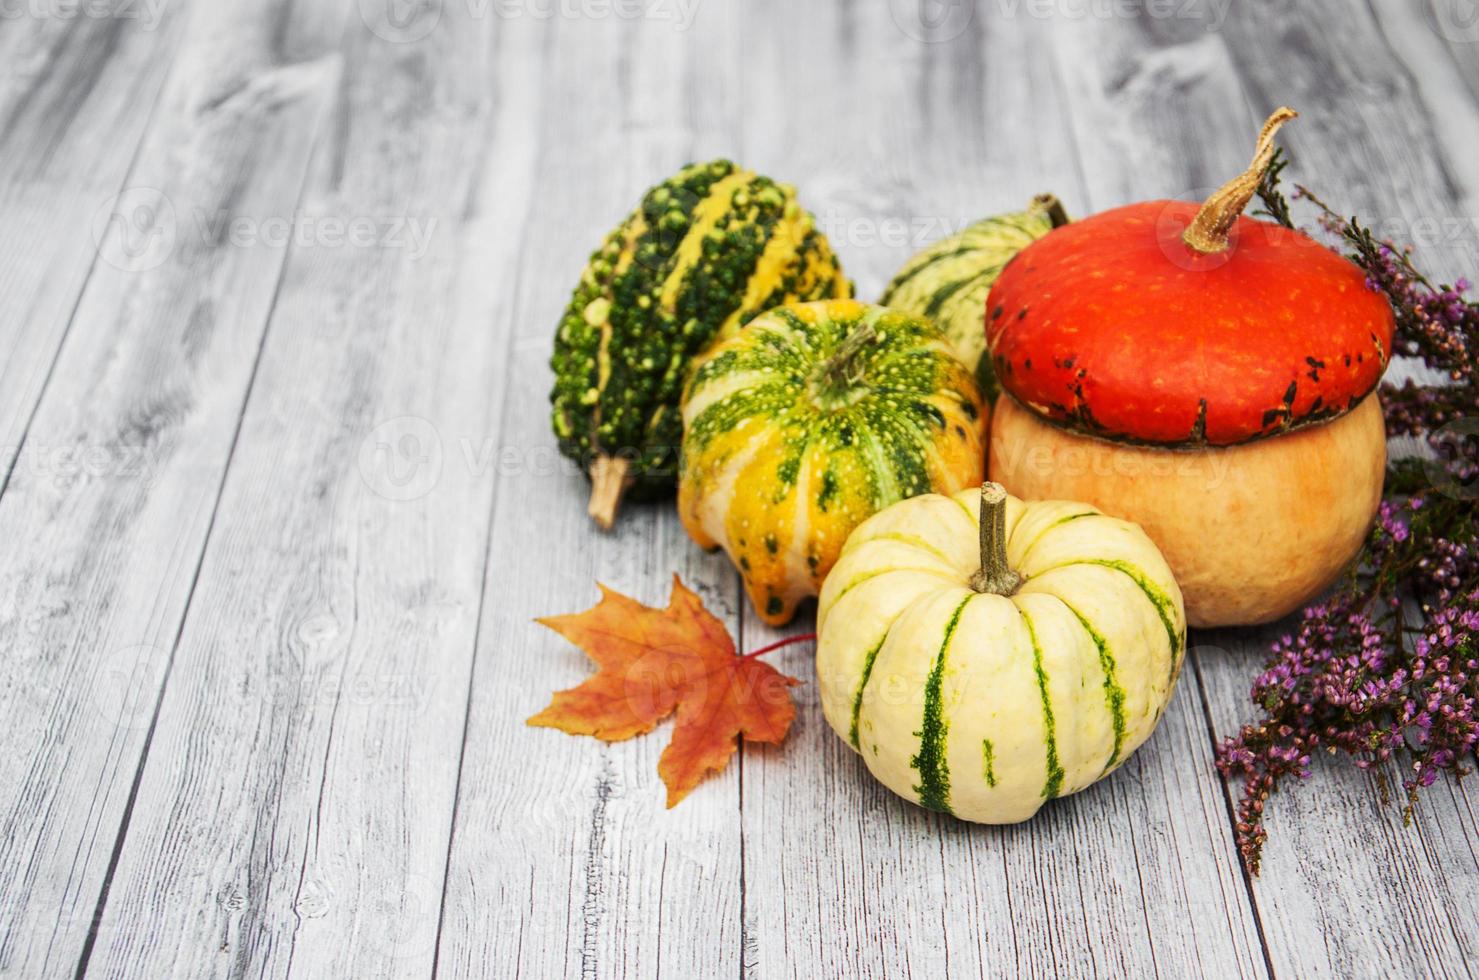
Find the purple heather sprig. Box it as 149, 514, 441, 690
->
1222, 160, 1479, 874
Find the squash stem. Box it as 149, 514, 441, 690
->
587, 454, 630, 530
808, 320, 880, 411
819, 321, 878, 387
1182, 106, 1297, 255
970, 482, 1022, 596
1032, 193, 1070, 229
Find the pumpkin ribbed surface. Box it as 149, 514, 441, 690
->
550, 159, 849, 505
816, 486, 1185, 823
679, 299, 986, 625
879, 199, 1061, 397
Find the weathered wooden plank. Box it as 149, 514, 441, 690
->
1198, 636, 1479, 979
0, 2, 186, 487
1363, 1, 1479, 266
73, 3, 545, 979
0, 4, 345, 978
1214, 0, 1479, 284
432, 11, 747, 980
735, 5, 1267, 978
1046, 2, 1479, 976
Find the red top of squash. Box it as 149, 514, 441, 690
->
986, 108, 1395, 448
986, 201, 1394, 447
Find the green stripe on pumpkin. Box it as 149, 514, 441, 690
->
829, 565, 958, 606
981, 738, 997, 787
880, 244, 981, 298
863, 531, 955, 564
848, 633, 888, 749
911, 595, 970, 814
922, 263, 1005, 319
1058, 599, 1127, 773
1056, 558, 1184, 688
1018, 607, 1065, 800
1015, 510, 1099, 565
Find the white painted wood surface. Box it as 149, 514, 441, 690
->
0, 1, 1475, 977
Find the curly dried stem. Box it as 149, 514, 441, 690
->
1183, 107, 1298, 255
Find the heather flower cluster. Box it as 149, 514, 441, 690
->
1221, 163, 1479, 874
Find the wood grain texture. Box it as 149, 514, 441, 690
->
0, 2, 1474, 978
432, 12, 747, 980
1198, 637, 1479, 979
75, 1, 521, 977
0, 0, 185, 487
0, 2, 343, 977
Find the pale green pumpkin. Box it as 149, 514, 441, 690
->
816, 483, 1185, 823
879, 195, 1067, 398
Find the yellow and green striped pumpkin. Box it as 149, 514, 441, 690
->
679, 299, 987, 626
549, 160, 850, 528
879, 195, 1067, 399
816, 483, 1185, 823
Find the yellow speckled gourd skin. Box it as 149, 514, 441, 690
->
679, 300, 987, 625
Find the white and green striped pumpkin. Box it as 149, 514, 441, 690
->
679, 299, 987, 626
879, 195, 1067, 399
816, 483, 1185, 823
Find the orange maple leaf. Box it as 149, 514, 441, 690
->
528, 575, 802, 807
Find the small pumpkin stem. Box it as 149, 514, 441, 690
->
1182, 106, 1298, 255
970, 482, 1022, 596
587, 454, 630, 530
1031, 192, 1071, 229
819, 321, 879, 386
